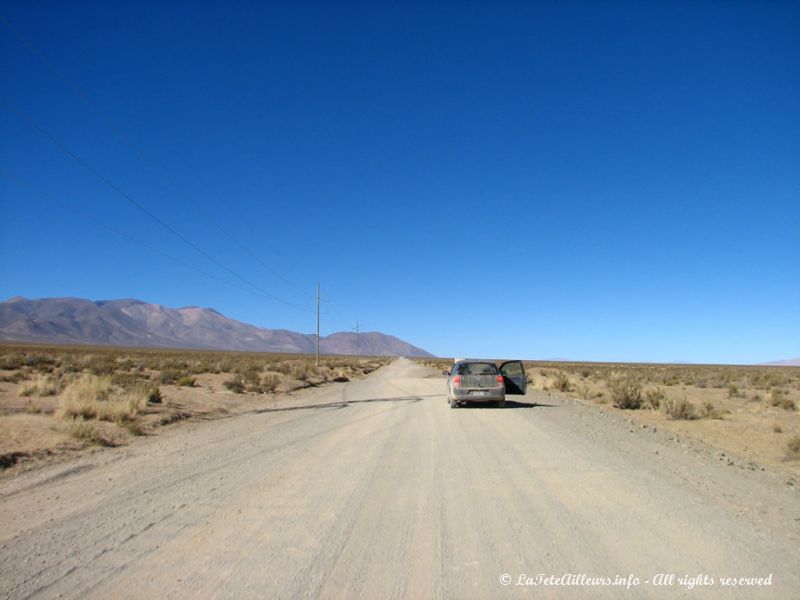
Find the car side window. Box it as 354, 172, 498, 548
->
502, 362, 523, 377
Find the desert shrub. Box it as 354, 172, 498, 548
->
608, 375, 643, 409
661, 374, 679, 386
146, 385, 163, 404
700, 401, 724, 419
787, 436, 800, 458
111, 371, 149, 387
23, 353, 57, 371
123, 420, 146, 436
224, 376, 245, 394
215, 358, 235, 373
23, 399, 45, 414
244, 368, 262, 385
290, 362, 311, 381
644, 387, 665, 410
728, 384, 740, 398
68, 419, 113, 446
575, 383, 591, 400
261, 373, 281, 393
0, 352, 25, 370
769, 388, 784, 406
158, 369, 184, 385
765, 388, 795, 410
0, 371, 26, 383
84, 355, 118, 376
552, 371, 571, 392
176, 375, 196, 387
663, 397, 698, 420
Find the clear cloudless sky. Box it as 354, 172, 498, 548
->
0, 1, 798, 363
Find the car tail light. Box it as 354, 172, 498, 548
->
452, 375, 461, 387
496, 375, 504, 387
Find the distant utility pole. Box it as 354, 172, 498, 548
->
355, 320, 360, 357
316, 282, 320, 367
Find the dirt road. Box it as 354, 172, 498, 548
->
1, 358, 798, 599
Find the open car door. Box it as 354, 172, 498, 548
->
499, 360, 527, 395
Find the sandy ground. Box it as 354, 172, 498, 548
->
1, 359, 798, 599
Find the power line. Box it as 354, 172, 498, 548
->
1, 100, 315, 314
320, 299, 350, 333
0, 13, 317, 299
0, 170, 279, 300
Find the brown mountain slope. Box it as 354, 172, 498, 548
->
0, 297, 433, 357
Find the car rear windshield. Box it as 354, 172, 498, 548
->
455, 362, 498, 375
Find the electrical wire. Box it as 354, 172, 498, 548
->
0, 13, 317, 299
1, 99, 315, 313
0, 170, 280, 300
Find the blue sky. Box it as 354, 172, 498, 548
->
1, 1, 798, 363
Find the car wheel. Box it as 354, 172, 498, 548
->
498, 399, 506, 408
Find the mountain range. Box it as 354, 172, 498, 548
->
761, 358, 800, 367
0, 297, 434, 357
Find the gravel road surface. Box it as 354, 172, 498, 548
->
1, 358, 798, 599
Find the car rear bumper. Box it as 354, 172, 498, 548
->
451, 388, 505, 403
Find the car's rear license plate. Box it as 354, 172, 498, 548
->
473, 390, 490, 396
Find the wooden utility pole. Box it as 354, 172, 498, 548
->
316, 282, 320, 367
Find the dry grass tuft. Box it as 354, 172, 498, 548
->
68, 418, 113, 446
787, 436, 800, 459
19, 374, 61, 397
223, 376, 246, 394
552, 370, 571, 392
644, 388, 665, 410
56, 374, 147, 422
261, 373, 281, 393
663, 396, 698, 420
700, 401, 725, 420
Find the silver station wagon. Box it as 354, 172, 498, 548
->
444, 359, 527, 408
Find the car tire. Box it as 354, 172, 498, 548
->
450, 396, 458, 409
498, 399, 506, 408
